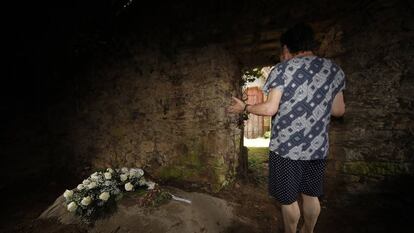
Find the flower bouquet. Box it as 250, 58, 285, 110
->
62, 167, 157, 222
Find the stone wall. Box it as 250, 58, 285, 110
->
2, 0, 413, 198
67, 45, 244, 191
319, 0, 414, 197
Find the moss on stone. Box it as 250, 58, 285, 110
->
159, 150, 205, 181
158, 143, 235, 192
210, 169, 226, 192
159, 166, 185, 180
342, 161, 413, 176
184, 151, 203, 169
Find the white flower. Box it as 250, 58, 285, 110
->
121, 167, 129, 173
138, 177, 147, 186
120, 174, 128, 182
67, 202, 77, 212
104, 172, 112, 180
125, 182, 134, 191
63, 190, 73, 200
77, 184, 85, 190
99, 192, 110, 201
81, 196, 92, 206
82, 179, 91, 185
138, 168, 144, 175
90, 173, 100, 181
87, 182, 97, 189
146, 181, 156, 190
107, 168, 114, 173
129, 168, 144, 178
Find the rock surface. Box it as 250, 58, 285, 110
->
39, 188, 237, 233
66, 45, 244, 192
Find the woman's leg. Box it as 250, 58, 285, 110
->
281, 201, 301, 233
300, 194, 320, 233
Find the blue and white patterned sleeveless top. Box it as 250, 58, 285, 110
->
263, 56, 345, 160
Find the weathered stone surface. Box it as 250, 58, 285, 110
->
2, 0, 413, 201
39, 188, 237, 233
321, 0, 414, 197
68, 45, 243, 191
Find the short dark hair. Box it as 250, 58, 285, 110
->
280, 23, 317, 53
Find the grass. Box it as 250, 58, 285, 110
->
247, 147, 269, 157
247, 147, 269, 184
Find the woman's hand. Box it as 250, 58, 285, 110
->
227, 97, 246, 114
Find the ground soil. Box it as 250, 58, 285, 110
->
0, 148, 411, 233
